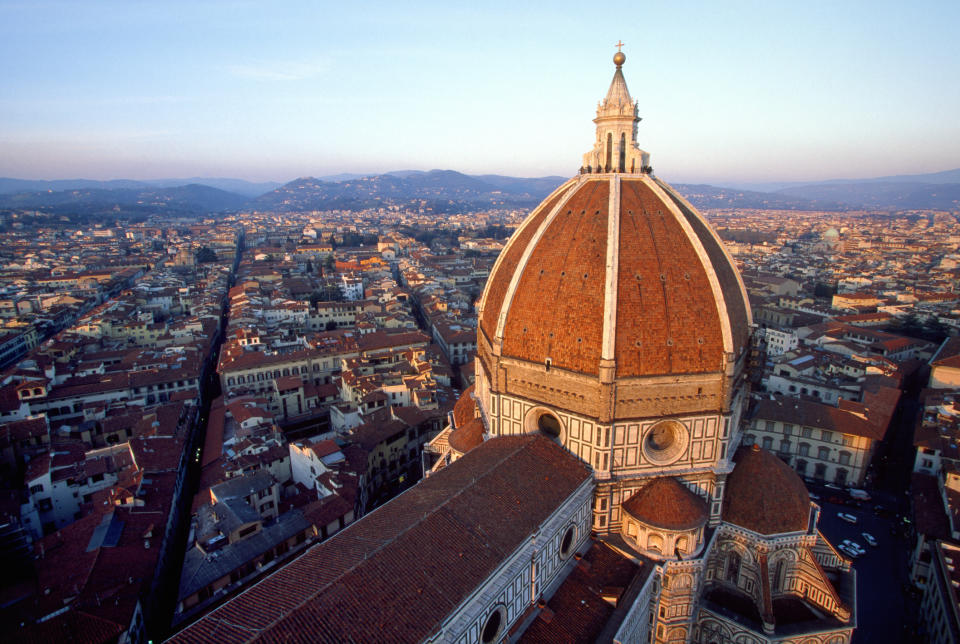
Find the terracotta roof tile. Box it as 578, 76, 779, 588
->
170, 436, 591, 644
520, 540, 645, 644
657, 179, 750, 357
448, 417, 484, 454
616, 179, 725, 376
481, 175, 750, 379
480, 185, 570, 340
451, 384, 477, 428
622, 477, 708, 530
502, 180, 609, 375
723, 445, 810, 535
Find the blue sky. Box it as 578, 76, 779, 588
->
1, 1, 958, 185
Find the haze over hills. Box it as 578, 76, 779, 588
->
0, 168, 957, 215
772, 180, 960, 211
0, 183, 249, 217
714, 169, 960, 192
0, 177, 280, 198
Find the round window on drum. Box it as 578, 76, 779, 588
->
642, 420, 689, 465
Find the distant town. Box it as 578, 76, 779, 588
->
0, 190, 959, 641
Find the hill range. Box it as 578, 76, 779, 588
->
0, 168, 956, 216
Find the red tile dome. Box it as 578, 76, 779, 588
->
452, 385, 477, 428
448, 417, 484, 454
722, 444, 811, 535
478, 173, 750, 379
622, 477, 708, 531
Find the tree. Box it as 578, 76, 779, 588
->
306, 260, 314, 274
923, 317, 950, 344
195, 246, 218, 263
898, 312, 923, 338
813, 281, 837, 299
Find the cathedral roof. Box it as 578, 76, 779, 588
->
478, 173, 751, 379
621, 477, 708, 530
722, 444, 811, 535
171, 435, 591, 644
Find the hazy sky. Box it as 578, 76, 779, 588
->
1, 1, 958, 185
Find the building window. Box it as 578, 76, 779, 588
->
481, 607, 505, 644
762, 436, 773, 450
643, 420, 688, 465
796, 459, 807, 475
818, 446, 830, 460
726, 551, 740, 583
801, 427, 812, 438
765, 420, 776, 431
779, 439, 791, 454
839, 451, 851, 465
648, 533, 663, 553
537, 413, 562, 440
821, 430, 833, 442
783, 424, 793, 436
799, 443, 810, 457
29, 484, 43, 494
559, 525, 576, 559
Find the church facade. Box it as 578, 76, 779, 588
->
174, 51, 856, 644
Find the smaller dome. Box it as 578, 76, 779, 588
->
723, 445, 811, 535
622, 477, 708, 531
449, 418, 484, 454
452, 385, 477, 429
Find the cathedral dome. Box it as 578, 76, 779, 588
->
479, 174, 750, 379
475, 56, 750, 424
722, 444, 811, 535
622, 477, 708, 531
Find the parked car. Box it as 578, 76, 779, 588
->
842, 539, 865, 555
838, 544, 860, 558
849, 489, 871, 501
862, 532, 877, 547
837, 512, 857, 524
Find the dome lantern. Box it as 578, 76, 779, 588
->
582, 45, 650, 175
